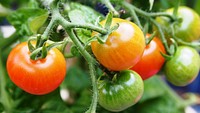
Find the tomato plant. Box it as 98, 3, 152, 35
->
164, 46, 200, 86
6, 42, 67, 95
131, 34, 166, 80
1, 0, 200, 113
98, 70, 143, 112
156, 6, 200, 42
91, 18, 145, 71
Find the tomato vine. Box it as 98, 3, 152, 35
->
0, 0, 200, 113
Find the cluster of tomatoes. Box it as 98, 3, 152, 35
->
91, 6, 200, 112
5, 5, 200, 112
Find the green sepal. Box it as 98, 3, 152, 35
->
41, 43, 48, 59
104, 12, 113, 29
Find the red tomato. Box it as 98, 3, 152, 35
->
91, 18, 145, 71
131, 34, 166, 80
6, 42, 67, 95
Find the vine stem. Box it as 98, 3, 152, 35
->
61, 28, 98, 113
150, 18, 172, 54
0, 50, 14, 112
121, 1, 175, 20
122, 1, 143, 29
85, 63, 98, 113
100, 0, 119, 17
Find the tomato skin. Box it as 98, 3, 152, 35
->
98, 70, 144, 112
131, 34, 166, 80
164, 46, 200, 86
91, 18, 145, 71
156, 6, 200, 42
6, 42, 67, 95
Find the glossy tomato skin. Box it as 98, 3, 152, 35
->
91, 18, 145, 71
6, 42, 67, 95
98, 70, 144, 112
156, 6, 200, 42
131, 34, 166, 80
164, 46, 200, 86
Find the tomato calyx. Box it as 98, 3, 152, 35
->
27, 35, 68, 60
92, 12, 119, 44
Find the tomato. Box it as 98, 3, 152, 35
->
98, 70, 144, 112
164, 46, 200, 86
155, 6, 200, 42
91, 18, 145, 71
131, 34, 166, 80
6, 42, 67, 95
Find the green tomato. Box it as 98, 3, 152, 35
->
98, 70, 144, 112
164, 46, 200, 86
156, 6, 200, 42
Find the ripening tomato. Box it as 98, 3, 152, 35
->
164, 46, 200, 86
6, 42, 67, 95
131, 34, 166, 80
155, 6, 200, 42
98, 70, 144, 112
91, 18, 145, 71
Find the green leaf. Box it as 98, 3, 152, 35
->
7, 8, 48, 36
68, 2, 103, 44
139, 76, 165, 102
29, 12, 48, 34
62, 66, 90, 92
69, 2, 103, 24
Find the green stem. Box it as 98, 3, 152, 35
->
52, 9, 107, 35
173, 0, 180, 17
122, 1, 143, 29
85, 63, 98, 113
64, 28, 96, 63
0, 50, 13, 112
101, 0, 119, 17
150, 18, 172, 55
0, 32, 19, 50
38, 12, 57, 47
121, 1, 175, 20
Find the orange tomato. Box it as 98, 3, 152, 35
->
7, 42, 67, 95
91, 18, 145, 71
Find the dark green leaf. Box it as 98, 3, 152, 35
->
70, 45, 81, 57
68, 2, 103, 44
62, 66, 90, 92
139, 76, 165, 102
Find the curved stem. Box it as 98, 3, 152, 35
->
101, 0, 119, 17
51, 8, 107, 35
64, 29, 97, 64
85, 63, 98, 113
121, 1, 175, 20
38, 12, 57, 47
150, 18, 172, 54
122, 1, 143, 29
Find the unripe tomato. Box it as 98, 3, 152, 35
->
7, 42, 67, 95
98, 70, 144, 112
156, 6, 200, 42
164, 46, 200, 86
91, 18, 145, 71
131, 34, 166, 80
